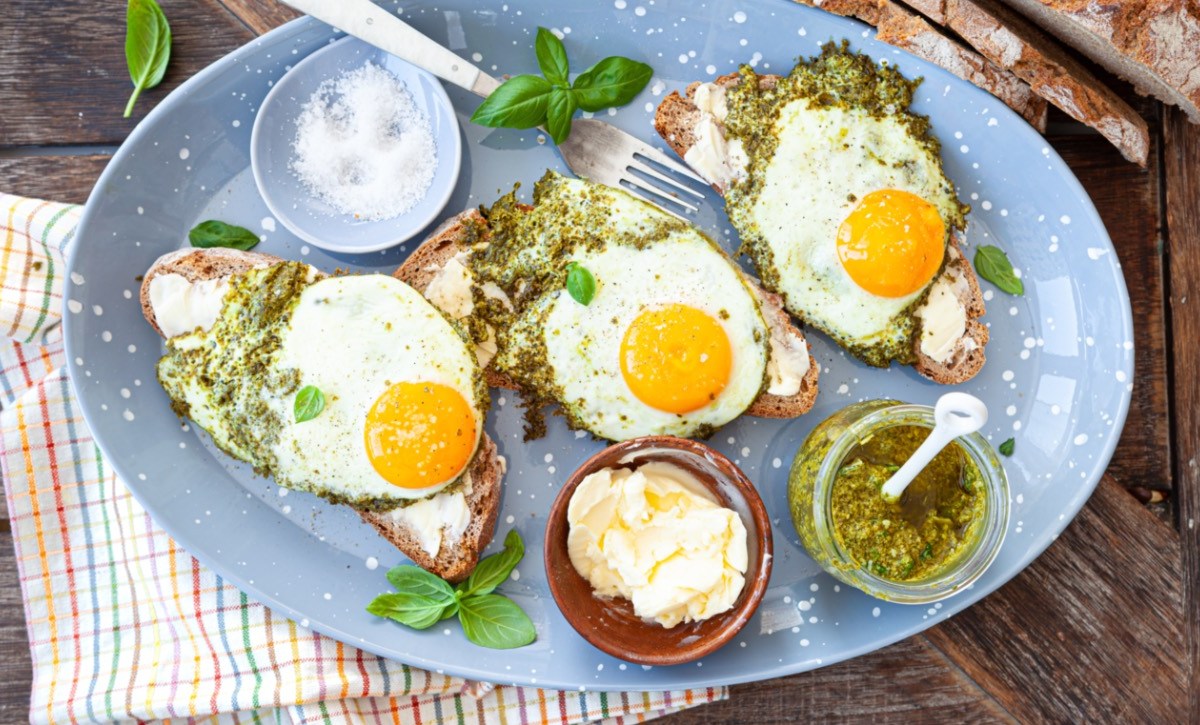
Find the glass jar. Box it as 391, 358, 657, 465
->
788, 399, 1009, 603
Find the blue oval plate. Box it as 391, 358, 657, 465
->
252, 36, 462, 253
64, 0, 1133, 691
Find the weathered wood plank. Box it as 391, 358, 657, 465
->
1163, 105, 1200, 720
0, 0, 256, 146
664, 634, 1013, 723
0, 532, 33, 721
216, 0, 302, 36
923, 477, 1186, 722
0, 155, 112, 206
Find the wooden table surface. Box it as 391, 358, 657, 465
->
2, 1, 1197, 721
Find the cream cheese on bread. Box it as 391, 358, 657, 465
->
149, 274, 230, 339
387, 488, 472, 558
915, 266, 973, 364
684, 82, 748, 188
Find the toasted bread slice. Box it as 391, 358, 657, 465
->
359, 435, 503, 583
654, 76, 989, 385
394, 210, 820, 419
140, 248, 503, 582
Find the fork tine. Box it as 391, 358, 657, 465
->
627, 158, 706, 201
633, 143, 707, 185
619, 174, 700, 215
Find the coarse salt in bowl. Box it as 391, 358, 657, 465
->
251, 36, 462, 254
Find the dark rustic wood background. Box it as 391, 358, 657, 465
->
1, 0, 1196, 721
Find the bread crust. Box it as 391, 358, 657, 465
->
393, 209, 820, 419
139, 247, 504, 581
654, 74, 989, 384
895, 0, 1150, 165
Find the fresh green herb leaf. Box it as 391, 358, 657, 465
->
366, 592, 448, 630
124, 0, 172, 118
470, 75, 553, 129
546, 88, 578, 144
188, 220, 260, 251
571, 56, 653, 112
458, 594, 537, 649
919, 543, 933, 561
974, 245, 1024, 296
294, 385, 325, 423
460, 529, 524, 598
368, 530, 535, 649
999, 438, 1015, 456
386, 565, 456, 605
566, 262, 596, 305
535, 27, 570, 86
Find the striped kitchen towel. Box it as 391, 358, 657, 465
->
0, 193, 727, 723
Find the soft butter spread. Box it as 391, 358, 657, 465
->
148, 273, 230, 339
388, 488, 472, 558
566, 461, 748, 628
914, 268, 969, 363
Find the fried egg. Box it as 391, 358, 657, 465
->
458, 174, 774, 441
715, 43, 969, 366
157, 263, 486, 509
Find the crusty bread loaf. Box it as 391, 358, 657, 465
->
139, 248, 503, 582
394, 210, 821, 419
997, 0, 1200, 123
795, 0, 1051, 131
894, 0, 1150, 165
654, 76, 989, 385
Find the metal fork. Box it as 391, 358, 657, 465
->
280, 0, 708, 216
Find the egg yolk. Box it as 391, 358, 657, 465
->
836, 189, 946, 298
620, 304, 732, 414
364, 382, 476, 490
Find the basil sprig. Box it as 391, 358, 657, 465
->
367, 530, 535, 649
124, 0, 172, 118
973, 245, 1023, 296
188, 220, 261, 251
470, 27, 652, 143
294, 385, 325, 423
999, 438, 1015, 456
565, 262, 596, 305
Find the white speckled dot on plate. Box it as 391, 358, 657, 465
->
64, 0, 1132, 691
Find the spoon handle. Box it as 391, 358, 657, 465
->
281, 0, 502, 97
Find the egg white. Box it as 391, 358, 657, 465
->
500, 181, 769, 441
161, 271, 484, 507
742, 101, 961, 352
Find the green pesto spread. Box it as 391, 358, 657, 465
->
719, 41, 970, 368
830, 425, 984, 581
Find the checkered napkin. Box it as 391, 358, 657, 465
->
0, 193, 727, 723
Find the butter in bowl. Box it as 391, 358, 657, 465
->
544, 436, 772, 665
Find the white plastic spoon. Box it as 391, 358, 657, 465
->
879, 392, 988, 503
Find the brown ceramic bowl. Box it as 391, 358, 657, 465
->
544, 436, 773, 666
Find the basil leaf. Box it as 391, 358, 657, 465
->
999, 438, 1015, 456
386, 565, 456, 606
470, 75, 553, 129
188, 220, 260, 251
546, 88, 577, 145
571, 57, 653, 112
458, 594, 537, 649
366, 592, 447, 630
294, 385, 325, 423
565, 262, 596, 305
974, 245, 1024, 296
535, 27, 570, 86
124, 0, 172, 118
461, 529, 524, 598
